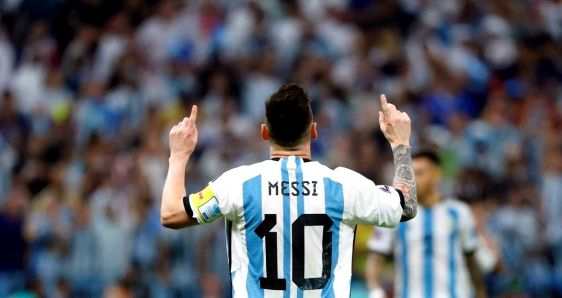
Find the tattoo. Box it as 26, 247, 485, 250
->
392, 144, 417, 221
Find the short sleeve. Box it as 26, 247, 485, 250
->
458, 203, 479, 253
188, 168, 241, 223
335, 167, 403, 227
367, 227, 395, 255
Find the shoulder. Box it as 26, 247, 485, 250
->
443, 198, 470, 209
213, 160, 273, 184
332, 167, 373, 184
322, 166, 383, 201
442, 199, 474, 218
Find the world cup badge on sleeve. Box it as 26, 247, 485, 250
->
190, 185, 221, 223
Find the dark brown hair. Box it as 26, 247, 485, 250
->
265, 83, 313, 148
413, 150, 441, 166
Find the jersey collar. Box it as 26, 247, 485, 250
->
271, 157, 312, 162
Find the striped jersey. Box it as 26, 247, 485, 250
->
367, 200, 479, 298
189, 156, 403, 297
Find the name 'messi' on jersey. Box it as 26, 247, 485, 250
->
267, 180, 319, 196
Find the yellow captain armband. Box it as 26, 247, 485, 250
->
189, 185, 222, 224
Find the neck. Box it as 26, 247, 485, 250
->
420, 189, 440, 207
269, 141, 312, 160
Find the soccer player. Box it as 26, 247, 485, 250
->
160, 84, 417, 297
365, 151, 487, 298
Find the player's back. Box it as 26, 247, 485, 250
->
207, 156, 403, 298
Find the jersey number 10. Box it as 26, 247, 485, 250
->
255, 213, 334, 290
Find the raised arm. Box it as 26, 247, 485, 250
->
161, 105, 199, 229
378, 95, 417, 221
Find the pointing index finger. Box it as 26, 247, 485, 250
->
380, 94, 389, 113
187, 105, 198, 127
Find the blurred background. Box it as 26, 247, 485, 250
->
0, 0, 561, 297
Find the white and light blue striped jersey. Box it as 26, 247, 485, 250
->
367, 200, 479, 298
190, 156, 403, 298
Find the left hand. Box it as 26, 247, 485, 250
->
169, 105, 198, 160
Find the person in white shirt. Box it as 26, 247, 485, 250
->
365, 150, 487, 298
160, 83, 417, 297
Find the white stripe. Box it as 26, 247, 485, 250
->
432, 207, 445, 296
303, 165, 326, 298
409, 209, 424, 297
232, 220, 249, 298
332, 224, 354, 296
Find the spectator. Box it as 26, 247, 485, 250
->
0, 185, 28, 296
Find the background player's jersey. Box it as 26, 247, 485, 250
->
189, 156, 403, 298
367, 200, 478, 298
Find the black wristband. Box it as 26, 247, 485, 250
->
183, 195, 194, 218
396, 189, 405, 210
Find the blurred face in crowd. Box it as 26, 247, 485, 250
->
413, 156, 442, 205
157, 0, 176, 20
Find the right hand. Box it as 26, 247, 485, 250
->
169, 105, 198, 160
378, 94, 411, 149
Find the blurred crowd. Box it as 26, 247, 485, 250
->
0, 0, 561, 297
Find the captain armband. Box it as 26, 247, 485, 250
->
187, 185, 222, 224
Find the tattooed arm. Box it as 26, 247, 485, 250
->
392, 144, 417, 221
378, 94, 417, 221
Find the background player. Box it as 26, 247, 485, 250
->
365, 150, 487, 298
160, 84, 417, 297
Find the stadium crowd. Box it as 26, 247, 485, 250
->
0, 0, 561, 297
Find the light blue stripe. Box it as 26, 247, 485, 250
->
295, 158, 305, 216
398, 224, 409, 298
448, 208, 459, 298
423, 208, 434, 298
281, 158, 291, 298
321, 178, 344, 297
243, 175, 264, 297
231, 271, 237, 297
295, 158, 304, 298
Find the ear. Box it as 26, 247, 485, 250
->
310, 122, 318, 140
260, 124, 270, 140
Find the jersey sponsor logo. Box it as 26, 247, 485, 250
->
267, 180, 318, 196
190, 185, 221, 223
